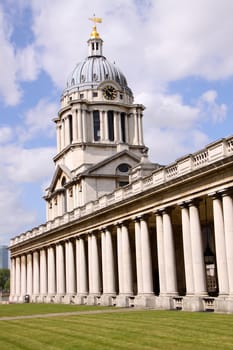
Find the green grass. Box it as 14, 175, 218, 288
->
0, 306, 233, 350
0, 303, 108, 317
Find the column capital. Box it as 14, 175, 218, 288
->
186, 198, 202, 207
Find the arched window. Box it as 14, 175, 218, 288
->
61, 177, 67, 213
116, 163, 131, 187
93, 110, 100, 141
107, 110, 114, 141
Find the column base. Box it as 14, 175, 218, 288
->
116, 294, 134, 307
215, 296, 233, 313
101, 294, 117, 306
182, 295, 205, 312
155, 295, 175, 309
134, 294, 156, 308
86, 294, 102, 305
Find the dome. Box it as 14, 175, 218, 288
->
64, 55, 133, 97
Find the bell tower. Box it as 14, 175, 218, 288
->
45, 17, 152, 220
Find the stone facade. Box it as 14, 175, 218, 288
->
9, 22, 233, 313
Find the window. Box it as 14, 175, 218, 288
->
116, 163, 131, 188
96, 42, 99, 50
93, 110, 100, 141
121, 112, 126, 142
80, 93, 84, 99
93, 92, 98, 97
68, 115, 73, 143
61, 177, 67, 213
107, 110, 114, 141
116, 163, 131, 174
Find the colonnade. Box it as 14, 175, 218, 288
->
56, 107, 143, 153
10, 190, 233, 310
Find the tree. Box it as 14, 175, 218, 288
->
0, 269, 10, 291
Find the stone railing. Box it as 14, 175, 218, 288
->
10, 135, 233, 247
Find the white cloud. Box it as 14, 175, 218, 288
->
0, 127, 13, 144
16, 44, 40, 81
140, 89, 226, 163
0, 6, 22, 105
18, 98, 58, 142
197, 90, 227, 123
0, 145, 55, 183
0, 183, 37, 244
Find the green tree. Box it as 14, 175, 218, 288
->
0, 269, 10, 291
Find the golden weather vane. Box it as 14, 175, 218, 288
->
89, 15, 102, 39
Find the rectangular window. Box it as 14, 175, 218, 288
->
121, 112, 126, 142
93, 92, 98, 97
93, 110, 100, 141
68, 115, 73, 143
108, 110, 114, 141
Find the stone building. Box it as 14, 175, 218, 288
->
9, 20, 233, 312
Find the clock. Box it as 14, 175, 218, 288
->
103, 85, 117, 100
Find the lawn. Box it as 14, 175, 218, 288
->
0, 305, 233, 350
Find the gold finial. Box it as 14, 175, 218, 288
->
89, 15, 102, 39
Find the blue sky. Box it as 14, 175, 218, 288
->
1, 0, 233, 245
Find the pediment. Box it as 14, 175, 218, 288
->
84, 150, 140, 177
48, 164, 73, 193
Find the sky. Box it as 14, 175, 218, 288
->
1, 0, 233, 245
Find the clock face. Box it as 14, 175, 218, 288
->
103, 85, 117, 100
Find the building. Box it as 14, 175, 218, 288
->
9, 19, 233, 313
0, 245, 8, 269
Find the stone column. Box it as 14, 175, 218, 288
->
162, 208, 177, 294
117, 224, 124, 294
77, 108, 83, 142
62, 119, 65, 149
47, 246, 56, 295
134, 218, 143, 294
10, 258, 16, 299
105, 228, 116, 294
82, 108, 87, 142
140, 216, 153, 294
114, 112, 120, 142
92, 234, 101, 294
133, 111, 139, 145
66, 240, 76, 294
26, 253, 33, 296
56, 124, 61, 152
56, 243, 65, 295
21, 255, 27, 299
138, 113, 144, 145
64, 116, 70, 146
77, 237, 88, 294
88, 234, 93, 293
40, 248, 47, 295
155, 212, 166, 295
72, 109, 78, 142
100, 110, 105, 141
189, 200, 207, 295
125, 114, 129, 143
101, 230, 107, 293
121, 223, 133, 294
15, 256, 21, 299
104, 111, 109, 142
180, 204, 194, 295
33, 251, 39, 296
222, 191, 233, 295
212, 194, 229, 295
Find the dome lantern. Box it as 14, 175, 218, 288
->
88, 16, 103, 56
